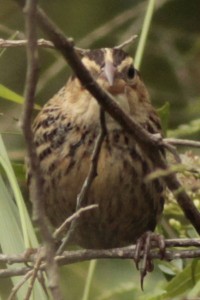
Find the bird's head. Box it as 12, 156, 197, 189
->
65, 47, 155, 127
81, 48, 139, 94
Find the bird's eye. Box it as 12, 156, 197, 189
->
127, 66, 135, 79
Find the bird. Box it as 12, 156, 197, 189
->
29, 47, 165, 250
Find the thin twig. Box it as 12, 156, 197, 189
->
162, 141, 182, 163
114, 35, 138, 49
53, 204, 98, 240
0, 38, 88, 54
0, 38, 54, 48
0, 267, 31, 278
37, 271, 49, 298
24, 249, 44, 300
57, 109, 107, 254
77, 109, 107, 208
7, 249, 44, 300
0, 252, 33, 264
21, 0, 63, 299
8, 269, 33, 300
165, 138, 200, 148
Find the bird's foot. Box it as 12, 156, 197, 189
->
134, 231, 165, 290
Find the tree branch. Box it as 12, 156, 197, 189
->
0, 38, 55, 48
8, 269, 33, 300
53, 204, 98, 240
1, 238, 200, 278
165, 138, 200, 148
21, 0, 62, 299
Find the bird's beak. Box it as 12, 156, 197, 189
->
103, 60, 116, 86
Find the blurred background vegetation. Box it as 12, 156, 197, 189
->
0, 0, 200, 299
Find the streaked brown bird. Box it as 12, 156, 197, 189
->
29, 47, 165, 249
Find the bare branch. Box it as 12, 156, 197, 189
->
24, 251, 44, 300
8, 269, 33, 300
8, 252, 44, 300
114, 34, 138, 49
162, 141, 182, 163
21, 0, 63, 299
22, 0, 46, 249
165, 138, 200, 148
0, 38, 54, 48
76, 109, 107, 208
53, 204, 98, 240
1, 238, 200, 278
0, 38, 87, 54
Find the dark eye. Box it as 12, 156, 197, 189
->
127, 66, 135, 79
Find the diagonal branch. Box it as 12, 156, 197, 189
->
8, 269, 34, 300
53, 204, 98, 240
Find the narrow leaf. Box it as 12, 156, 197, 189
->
0, 84, 41, 110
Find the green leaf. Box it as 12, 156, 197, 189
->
0, 134, 47, 299
0, 134, 37, 248
82, 260, 97, 300
0, 175, 28, 299
0, 84, 41, 110
134, 0, 156, 69
0, 175, 47, 299
150, 260, 200, 300
0, 84, 24, 103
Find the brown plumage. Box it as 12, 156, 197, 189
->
29, 48, 165, 249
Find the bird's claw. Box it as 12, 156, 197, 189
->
134, 231, 165, 290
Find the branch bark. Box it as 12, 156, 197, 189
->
21, 0, 63, 299
165, 138, 200, 148
0, 38, 54, 48
1, 238, 200, 278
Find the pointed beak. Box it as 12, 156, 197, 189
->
103, 60, 116, 86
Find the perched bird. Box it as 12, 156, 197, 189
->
29, 47, 165, 249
